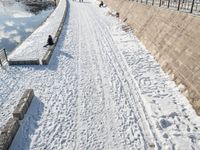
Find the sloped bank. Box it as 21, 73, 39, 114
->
103, 0, 200, 115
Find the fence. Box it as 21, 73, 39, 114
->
0, 49, 8, 67
131, 0, 200, 14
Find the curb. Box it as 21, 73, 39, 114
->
0, 89, 34, 150
8, 59, 40, 65
41, 0, 68, 65
0, 118, 19, 150
13, 89, 34, 120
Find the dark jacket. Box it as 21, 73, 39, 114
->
48, 36, 54, 45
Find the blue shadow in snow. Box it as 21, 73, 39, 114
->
9, 97, 44, 150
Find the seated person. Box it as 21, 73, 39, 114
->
44, 35, 54, 47
99, 1, 103, 7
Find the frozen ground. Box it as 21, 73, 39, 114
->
8, 0, 66, 60
0, 0, 200, 149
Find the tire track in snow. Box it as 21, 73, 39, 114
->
74, 2, 144, 149
80, 4, 146, 149
81, 6, 124, 149
114, 31, 200, 149
85, 4, 159, 149
88, 3, 200, 149
75, 3, 108, 149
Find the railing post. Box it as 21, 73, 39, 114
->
159, 0, 162, 6
3, 49, 8, 62
177, 0, 181, 10
0, 59, 2, 67
190, 0, 195, 13
167, 0, 170, 8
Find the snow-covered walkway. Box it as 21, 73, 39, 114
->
0, 0, 200, 149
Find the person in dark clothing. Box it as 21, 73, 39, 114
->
99, 1, 103, 7
44, 35, 54, 47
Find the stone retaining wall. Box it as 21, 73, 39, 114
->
8, 59, 40, 65
42, 0, 67, 65
103, 0, 200, 115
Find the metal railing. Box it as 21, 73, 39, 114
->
0, 48, 8, 67
130, 0, 200, 14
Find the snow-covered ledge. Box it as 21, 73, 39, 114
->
8, 0, 67, 63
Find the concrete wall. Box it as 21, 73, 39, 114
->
103, 0, 200, 114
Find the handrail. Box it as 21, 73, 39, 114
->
130, 0, 200, 15
0, 48, 8, 66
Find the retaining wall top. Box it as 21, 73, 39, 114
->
8, 0, 67, 61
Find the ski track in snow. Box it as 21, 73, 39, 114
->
0, 0, 199, 149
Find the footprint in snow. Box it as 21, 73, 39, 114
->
159, 118, 172, 129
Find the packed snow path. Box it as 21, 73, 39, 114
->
0, 0, 200, 149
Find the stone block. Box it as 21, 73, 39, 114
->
13, 100, 29, 120
178, 83, 186, 93
42, 51, 52, 65
0, 118, 20, 150
55, 31, 60, 37
21, 89, 34, 106
0, 133, 8, 150
8, 59, 40, 65
54, 36, 58, 43
13, 89, 34, 120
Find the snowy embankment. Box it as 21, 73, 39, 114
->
0, 0, 200, 149
8, 0, 67, 61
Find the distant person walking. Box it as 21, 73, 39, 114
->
44, 35, 54, 47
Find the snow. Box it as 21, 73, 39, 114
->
8, 0, 66, 60
0, 0, 200, 149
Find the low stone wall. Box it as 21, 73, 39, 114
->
42, 0, 67, 65
13, 89, 34, 120
8, 0, 66, 66
103, 0, 200, 114
0, 118, 19, 150
0, 89, 34, 150
42, 48, 54, 65
0, 49, 8, 67
8, 59, 40, 65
